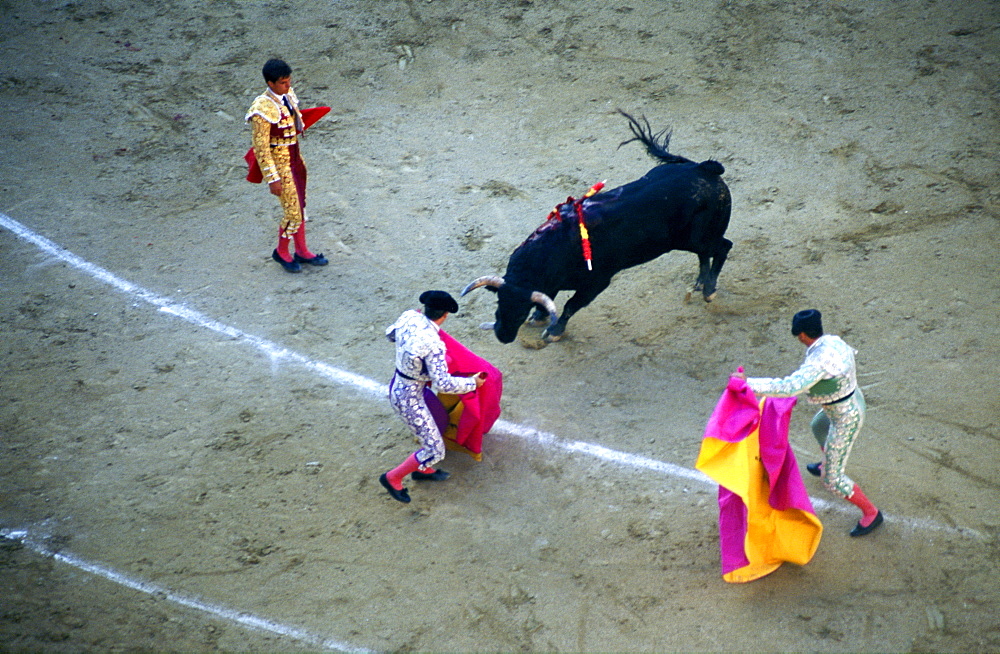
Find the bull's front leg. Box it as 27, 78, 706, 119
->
542, 280, 611, 341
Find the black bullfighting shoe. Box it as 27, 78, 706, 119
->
272, 249, 302, 273
849, 511, 884, 537
379, 473, 411, 503
411, 469, 450, 481
294, 252, 328, 266
806, 462, 822, 477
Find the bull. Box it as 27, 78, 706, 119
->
462, 110, 732, 344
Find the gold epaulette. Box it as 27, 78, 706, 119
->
245, 94, 281, 124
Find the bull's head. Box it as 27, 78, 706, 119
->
461, 276, 558, 344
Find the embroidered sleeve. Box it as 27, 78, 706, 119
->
250, 115, 279, 184
425, 349, 477, 395
747, 363, 825, 398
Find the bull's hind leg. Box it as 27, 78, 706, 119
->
689, 253, 713, 302
702, 237, 733, 302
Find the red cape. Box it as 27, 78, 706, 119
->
435, 329, 502, 461
244, 106, 330, 183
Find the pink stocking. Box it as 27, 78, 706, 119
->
386, 453, 421, 490
275, 228, 293, 262
291, 222, 315, 260
847, 484, 880, 526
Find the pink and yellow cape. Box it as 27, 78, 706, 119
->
696, 376, 823, 582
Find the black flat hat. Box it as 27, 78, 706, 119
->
419, 290, 459, 313
791, 309, 823, 335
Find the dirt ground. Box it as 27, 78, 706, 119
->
1, 0, 999, 651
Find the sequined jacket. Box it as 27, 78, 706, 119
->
385, 310, 477, 395
747, 334, 859, 405
245, 88, 303, 184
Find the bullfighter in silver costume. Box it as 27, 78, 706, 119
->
733, 309, 884, 537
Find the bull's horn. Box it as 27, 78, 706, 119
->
461, 275, 505, 296
530, 291, 559, 328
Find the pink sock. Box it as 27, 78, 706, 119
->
847, 484, 880, 526
291, 223, 315, 260
386, 453, 421, 490
276, 230, 293, 261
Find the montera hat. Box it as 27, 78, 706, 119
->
419, 290, 459, 314
791, 309, 823, 336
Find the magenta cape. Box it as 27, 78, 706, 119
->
696, 376, 823, 582
431, 329, 502, 461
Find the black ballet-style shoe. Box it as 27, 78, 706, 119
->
806, 462, 822, 477
272, 249, 302, 273
294, 252, 328, 266
411, 469, 450, 482
849, 511, 884, 537
379, 473, 411, 503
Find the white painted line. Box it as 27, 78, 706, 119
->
0, 211, 983, 543
492, 419, 712, 484
0, 212, 385, 399
495, 418, 981, 537
0, 528, 370, 653
0, 211, 985, 615
0, 211, 986, 651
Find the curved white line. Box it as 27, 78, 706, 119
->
0, 528, 369, 653
0, 211, 983, 541
0, 212, 985, 647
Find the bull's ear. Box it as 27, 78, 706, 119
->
485, 286, 499, 294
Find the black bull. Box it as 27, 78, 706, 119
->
463, 112, 733, 344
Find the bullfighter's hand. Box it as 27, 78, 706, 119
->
473, 372, 486, 388
268, 179, 283, 196
730, 369, 747, 381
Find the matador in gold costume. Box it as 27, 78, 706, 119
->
245, 59, 327, 273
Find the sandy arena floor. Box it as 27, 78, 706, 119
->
1, 1, 998, 651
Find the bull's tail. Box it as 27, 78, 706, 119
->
617, 109, 692, 165
697, 159, 725, 176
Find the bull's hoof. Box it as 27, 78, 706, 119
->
541, 328, 564, 343
704, 291, 717, 303
526, 310, 550, 327
684, 290, 693, 304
